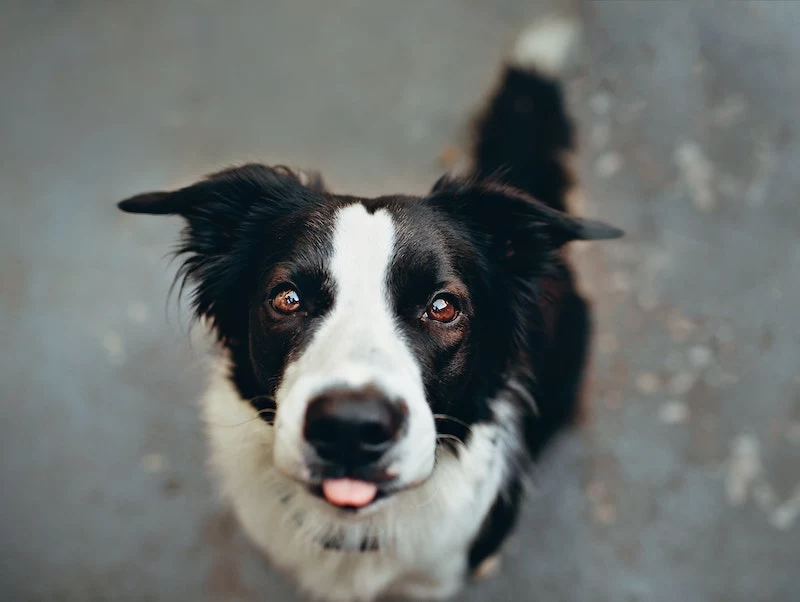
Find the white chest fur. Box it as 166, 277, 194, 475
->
201, 355, 518, 601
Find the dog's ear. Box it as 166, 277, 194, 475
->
429, 179, 623, 252
118, 163, 324, 256
117, 164, 323, 339
118, 163, 324, 219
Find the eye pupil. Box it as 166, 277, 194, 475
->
426, 296, 458, 323
271, 288, 301, 314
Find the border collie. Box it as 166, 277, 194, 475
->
117, 17, 622, 602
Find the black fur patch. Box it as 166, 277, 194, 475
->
468, 478, 523, 572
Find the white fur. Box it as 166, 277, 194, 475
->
203, 352, 520, 602
272, 204, 436, 488
511, 16, 580, 76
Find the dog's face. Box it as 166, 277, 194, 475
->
252, 200, 458, 504
119, 165, 621, 511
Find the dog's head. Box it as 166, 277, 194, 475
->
118, 164, 621, 511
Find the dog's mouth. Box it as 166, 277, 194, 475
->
282, 455, 436, 513
308, 478, 387, 511
304, 474, 433, 513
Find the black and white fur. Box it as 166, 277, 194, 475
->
117, 18, 622, 602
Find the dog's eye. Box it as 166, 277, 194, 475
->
423, 295, 459, 323
271, 288, 302, 314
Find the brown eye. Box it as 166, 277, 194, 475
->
424, 295, 459, 323
271, 288, 301, 314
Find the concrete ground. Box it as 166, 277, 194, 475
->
2, 1, 798, 601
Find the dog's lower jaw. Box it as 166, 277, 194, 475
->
202, 352, 520, 602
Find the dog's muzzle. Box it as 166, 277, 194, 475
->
303, 387, 408, 508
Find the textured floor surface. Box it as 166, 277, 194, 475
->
1, 1, 799, 601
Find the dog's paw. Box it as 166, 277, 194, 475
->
471, 554, 502, 581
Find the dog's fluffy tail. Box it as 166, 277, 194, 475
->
472, 17, 581, 214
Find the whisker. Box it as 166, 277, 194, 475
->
412, 453, 444, 509
209, 408, 276, 428
432, 413, 474, 434
504, 380, 539, 416
436, 433, 465, 446
208, 395, 278, 428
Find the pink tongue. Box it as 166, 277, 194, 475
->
322, 479, 378, 508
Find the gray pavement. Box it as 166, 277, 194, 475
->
1, 1, 798, 601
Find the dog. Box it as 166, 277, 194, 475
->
117, 17, 622, 602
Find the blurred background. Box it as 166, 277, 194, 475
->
1, 1, 799, 600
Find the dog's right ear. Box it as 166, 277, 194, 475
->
118, 163, 324, 219
117, 163, 324, 255
117, 164, 324, 337
117, 190, 187, 215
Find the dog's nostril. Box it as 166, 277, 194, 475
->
361, 423, 392, 447
304, 389, 406, 467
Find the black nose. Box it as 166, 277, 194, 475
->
304, 389, 407, 468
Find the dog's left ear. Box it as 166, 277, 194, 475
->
429, 179, 623, 249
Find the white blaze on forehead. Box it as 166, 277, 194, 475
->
329, 203, 395, 317
277, 201, 404, 399
273, 202, 436, 487
301, 202, 408, 384
317, 203, 417, 390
